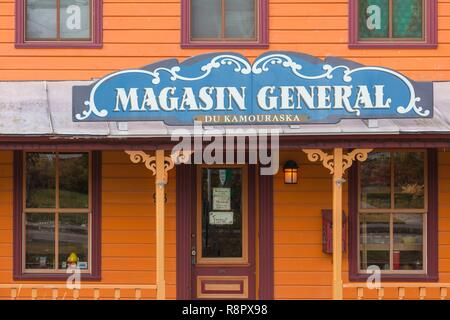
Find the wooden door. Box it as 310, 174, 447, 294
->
191, 165, 256, 299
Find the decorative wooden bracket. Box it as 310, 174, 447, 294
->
303, 149, 373, 175
125, 151, 175, 183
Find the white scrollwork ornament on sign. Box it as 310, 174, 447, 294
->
74, 52, 432, 123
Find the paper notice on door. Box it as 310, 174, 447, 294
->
212, 187, 231, 211
209, 211, 234, 225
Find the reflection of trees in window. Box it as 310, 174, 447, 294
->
26, 153, 56, 208
59, 153, 89, 208
359, 151, 426, 272
24, 152, 90, 272
358, 0, 424, 40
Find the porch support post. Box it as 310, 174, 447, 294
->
155, 149, 166, 300
332, 148, 344, 300
304, 148, 372, 300
125, 150, 175, 300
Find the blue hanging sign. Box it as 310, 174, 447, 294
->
72, 52, 433, 125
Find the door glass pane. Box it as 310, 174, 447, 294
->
201, 168, 243, 258
26, 0, 57, 40
191, 0, 222, 39
393, 0, 423, 38
59, 213, 89, 269
59, 153, 89, 208
393, 214, 423, 270
358, 0, 389, 39
360, 213, 390, 270
394, 152, 425, 209
26, 153, 56, 208
60, 0, 91, 39
225, 0, 255, 39
360, 152, 391, 209
25, 213, 55, 269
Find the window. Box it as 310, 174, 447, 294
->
13, 151, 101, 280
181, 0, 268, 48
349, 0, 437, 48
15, 0, 102, 48
349, 150, 438, 281
199, 167, 247, 262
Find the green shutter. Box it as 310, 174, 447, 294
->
393, 0, 423, 39
358, 0, 389, 39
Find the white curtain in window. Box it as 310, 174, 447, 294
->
225, 0, 256, 39
191, 0, 222, 38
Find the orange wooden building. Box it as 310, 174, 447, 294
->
0, 0, 450, 300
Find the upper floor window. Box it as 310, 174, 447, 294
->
16, 0, 102, 48
181, 0, 268, 48
349, 0, 437, 48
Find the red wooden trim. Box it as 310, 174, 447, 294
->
192, 166, 257, 299
349, 0, 438, 49
247, 165, 257, 299
90, 151, 102, 280
200, 280, 244, 294
1, 142, 450, 151
1, 134, 450, 151
12, 151, 23, 281
183, 165, 258, 299
15, 0, 103, 49
258, 172, 274, 299
426, 148, 439, 280
348, 149, 439, 282
181, 0, 269, 48
176, 164, 195, 300
0, 141, 449, 151
13, 151, 102, 281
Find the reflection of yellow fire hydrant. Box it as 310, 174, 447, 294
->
67, 252, 78, 268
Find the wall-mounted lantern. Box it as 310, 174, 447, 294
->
283, 160, 299, 184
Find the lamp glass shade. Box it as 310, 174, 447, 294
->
283, 161, 299, 184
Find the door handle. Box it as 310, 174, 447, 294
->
191, 247, 197, 265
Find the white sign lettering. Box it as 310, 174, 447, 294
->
209, 212, 234, 225
213, 188, 231, 211
113, 85, 391, 115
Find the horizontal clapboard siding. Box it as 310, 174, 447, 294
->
344, 151, 450, 299
0, 151, 13, 300
275, 150, 450, 300
0, 1, 449, 79
100, 151, 177, 299
0, 151, 177, 300
273, 151, 345, 300
0, 149, 450, 299
0, 151, 12, 290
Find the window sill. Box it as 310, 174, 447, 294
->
350, 273, 438, 282
181, 42, 269, 49
15, 42, 103, 49
349, 42, 438, 49
14, 273, 101, 281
